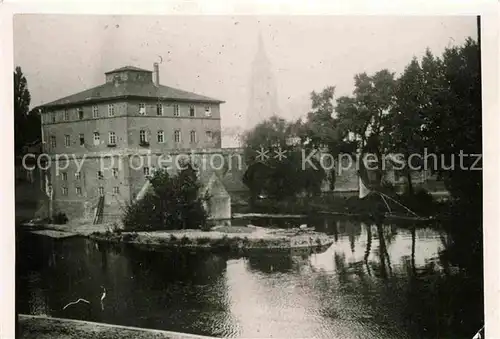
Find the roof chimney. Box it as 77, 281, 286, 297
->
153, 62, 159, 86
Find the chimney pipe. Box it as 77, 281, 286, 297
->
153, 62, 159, 86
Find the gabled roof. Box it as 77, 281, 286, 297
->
105, 66, 152, 74
41, 81, 224, 108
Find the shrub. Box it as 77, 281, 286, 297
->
122, 164, 208, 232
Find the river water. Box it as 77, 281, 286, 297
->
17, 218, 483, 338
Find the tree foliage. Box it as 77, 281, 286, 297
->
14, 66, 41, 155
123, 164, 209, 231
242, 116, 326, 201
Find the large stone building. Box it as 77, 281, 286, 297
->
38, 63, 227, 223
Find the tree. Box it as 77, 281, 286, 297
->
419, 39, 481, 205
390, 58, 426, 195
242, 116, 325, 201
14, 66, 41, 155
123, 164, 208, 231
298, 86, 356, 190
335, 70, 397, 186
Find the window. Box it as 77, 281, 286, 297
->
76, 187, 82, 196
77, 108, 84, 120
93, 132, 100, 145
112, 168, 118, 179
156, 103, 163, 116
64, 135, 70, 147
108, 132, 116, 145
173, 104, 180, 117
139, 130, 147, 143
98, 171, 104, 179
79, 134, 85, 146
143, 167, 150, 176
61, 172, 68, 181
63, 109, 69, 121
92, 105, 99, 118
206, 130, 212, 141
139, 103, 146, 115
62, 187, 68, 196
50, 136, 56, 148
174, 130, 181, 143
98, 186, 104, 196
157, 130, 164, 143
108, 104, 115, 117
113, 187, 119, 194
190, 130, 196, 143
204, 106, 212, 116
51, 112, 56, 123
75, 172, 81, 180
189, 106, 195, 117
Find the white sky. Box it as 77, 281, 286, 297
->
14, 15, 477, 146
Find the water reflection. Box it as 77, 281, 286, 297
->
17, 217, 482, 338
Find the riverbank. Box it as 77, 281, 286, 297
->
18, 315, 218, 339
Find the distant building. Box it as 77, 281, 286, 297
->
37, 63, 225, 223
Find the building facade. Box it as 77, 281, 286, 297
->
39, 64, 224, 223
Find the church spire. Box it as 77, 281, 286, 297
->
246, 34, 279, 129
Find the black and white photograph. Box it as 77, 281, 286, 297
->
11, 11, 490, 339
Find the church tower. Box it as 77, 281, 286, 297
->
246, 34, 279, 129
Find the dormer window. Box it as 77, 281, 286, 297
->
139, 103, 146, 115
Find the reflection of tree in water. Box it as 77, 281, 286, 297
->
372, 223, 392, 279
363, 223, 372, 277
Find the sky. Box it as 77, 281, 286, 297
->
14, 15, 478, 147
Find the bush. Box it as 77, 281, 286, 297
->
122, 164, 209, 232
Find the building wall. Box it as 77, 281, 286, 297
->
42, 102, 129, 154
126, 116, 221, 150
42, 100, 222, 154
47, 155, 131, 221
